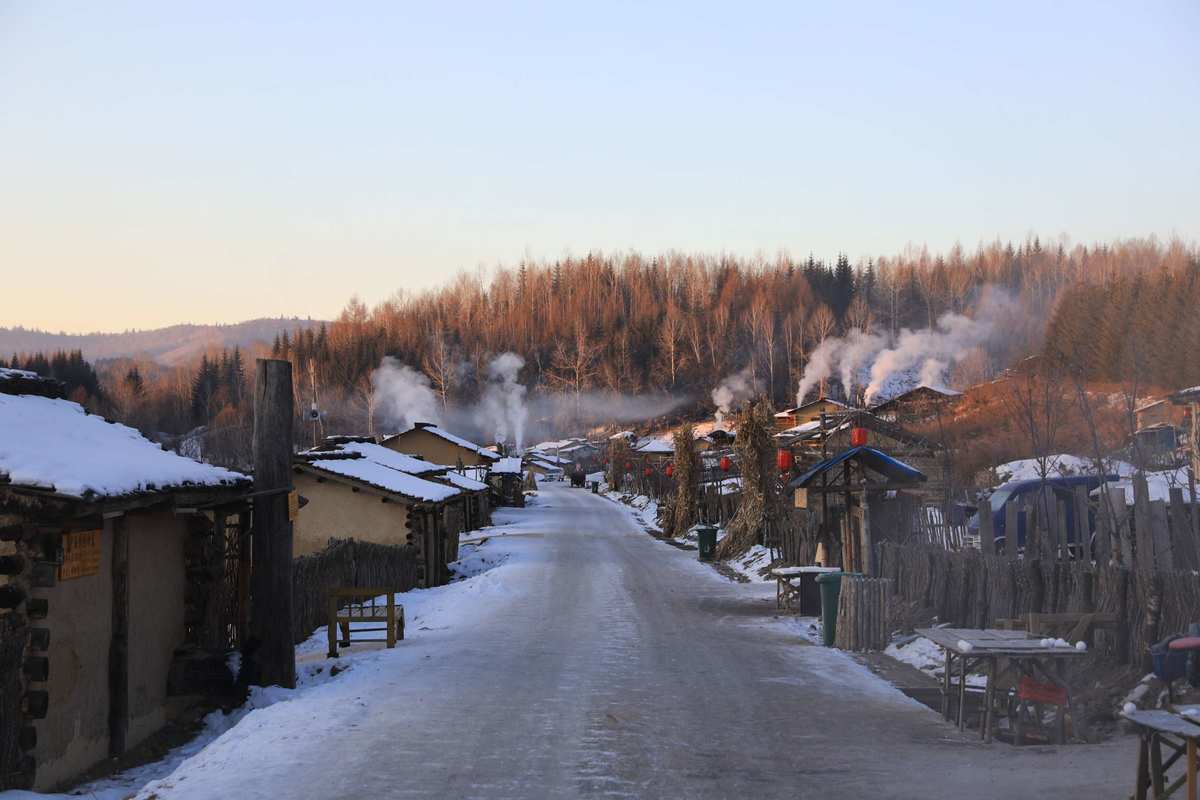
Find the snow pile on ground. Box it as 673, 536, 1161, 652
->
885, 635, 987, 688
0, 393, 246, 498
725, 543, 773, 582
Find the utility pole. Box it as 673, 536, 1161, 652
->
246, 358, 296, 689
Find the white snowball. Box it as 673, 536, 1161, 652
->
1075, 641, 1088, 651
957, 640, 974, 652
1123, 702, 1137, 714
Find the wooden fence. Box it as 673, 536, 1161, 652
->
876, 541, 1200, 669
291, 538, 421, 645
835, 575, 894, 652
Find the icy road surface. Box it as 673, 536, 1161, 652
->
130, 484, 1129, 799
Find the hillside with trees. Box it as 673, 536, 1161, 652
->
5, 237, 1196, 468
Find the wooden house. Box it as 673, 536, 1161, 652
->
381, 423, 501, 469
0, 369, 250, 791
773, 397, 852, 433
869, 385, 960, 425
292, 439, 466, 587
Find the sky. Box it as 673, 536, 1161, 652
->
1, 2, 1198, 333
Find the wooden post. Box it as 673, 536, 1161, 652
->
978, 499, 994, 556
246, 358, 296, 689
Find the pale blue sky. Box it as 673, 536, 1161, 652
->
2, 2, 1197, 332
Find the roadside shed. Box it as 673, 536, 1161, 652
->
489, 457, 525, 507
0, 370, 249, 791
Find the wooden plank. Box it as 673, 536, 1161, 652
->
1107, 487, 1133, 567
978, 500, 994, 556
1072, 485, 1090, 560
1133, 473, 1154, 571
1168, 487, 1197, 572
1095, 488, 1113, 565
1055, 495, 1069, 559
1150, 500, 1174, 571
1005, 502, 1019, 559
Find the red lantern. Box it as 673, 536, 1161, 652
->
776, 448, 794, 473
643, 467, 652, 477
625, 462, 632, 470
665, 464, 674, 478
850, 427, 868, 447
602, 456, 608, 465
719, 455, 732, 472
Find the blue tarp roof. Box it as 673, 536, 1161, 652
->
788, 446, 926, 489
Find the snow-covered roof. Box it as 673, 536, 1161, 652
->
302, 456, 460, 503
302, 439, 443, 475
778, 420, 822, 437
385, 424, 500, 461
436, 470, 489, 492
609, 430, 635, 440
0, 367, 38, 380
0, 393, 247, 500
634, 438, 673, 454
492, 456, 523, 475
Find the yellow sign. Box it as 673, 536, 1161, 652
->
288, 490, 300, 522
793, 488, 808, 509
60, 529, 102, 580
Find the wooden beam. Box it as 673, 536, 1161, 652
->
108, 515, 128, 756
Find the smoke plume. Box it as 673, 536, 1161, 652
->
796, 286, 1023, 406
712, 365, 760, 422
476, 352, 529, 450
372, 357, 443, 430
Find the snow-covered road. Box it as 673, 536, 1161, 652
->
126, 484, 1129, 799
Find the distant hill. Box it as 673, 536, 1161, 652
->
0, 318, 325, 365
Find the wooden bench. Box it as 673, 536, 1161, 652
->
326, 587, 405, 658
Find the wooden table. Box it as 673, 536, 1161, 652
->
916, 627, 1088, 744
771, 566, 838, 614
1123, 709, 1200, 799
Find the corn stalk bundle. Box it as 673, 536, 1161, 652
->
715, 399, 775, 560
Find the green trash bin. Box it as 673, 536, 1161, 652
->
695, 525, 717, 562
816, 571, 846, 647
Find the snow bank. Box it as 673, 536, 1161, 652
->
0, 394, 246, 498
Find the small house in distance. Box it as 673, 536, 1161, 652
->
773, 397, 852, 433
292, 438, 464, 587
381, 423, 500, 469
869, 385, 960, 425
0, 369, 249, 791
